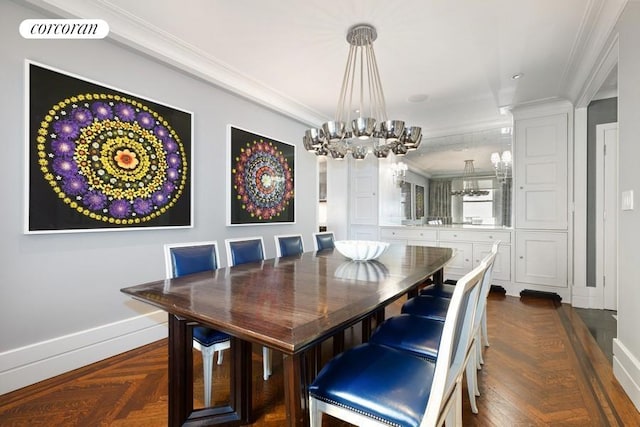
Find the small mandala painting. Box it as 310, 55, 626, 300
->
228, 126, 295, 225
26, 61, 192, 233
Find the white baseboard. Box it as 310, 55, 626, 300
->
0, 310, 168, 395
571, 286, 603, 309
613, 338, 640, 411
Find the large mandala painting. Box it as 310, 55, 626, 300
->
228, 126, 295, 225
27, 62, 192, 233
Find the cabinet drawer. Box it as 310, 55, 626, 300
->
379, 228, 438, 241
438, 230, 511, 244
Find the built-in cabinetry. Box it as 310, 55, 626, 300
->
341, 100, 573, 301
379, 226, 512, 284
512, 101, 572, 300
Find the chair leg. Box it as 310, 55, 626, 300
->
262, 346, 272, 380
201, 346, 215, 407
466, 360, 479, 414
481, 311, 490, 347
309, 396, 322, 427
476, 331, 484, 368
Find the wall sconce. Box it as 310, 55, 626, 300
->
490, 150, 512, 183
391, 161, 408, 186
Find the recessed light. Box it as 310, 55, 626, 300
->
408, 94, 428, 103
511, 73, 524, 80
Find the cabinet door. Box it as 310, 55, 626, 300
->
515, 231, 567, 287
439, 241, 473, 277
514, 114, 568, 229
473, 244, 511, 281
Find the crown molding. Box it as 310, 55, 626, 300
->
575, 34, 619, 107
420, 117, 513, 139
21, 0, 328, 127
564, 0, 627, 102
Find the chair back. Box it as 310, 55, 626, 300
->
274, 234, 305, 257
313, 231, 335, 251
421, 261, 486, 425
225, 237, 265, 267
473, 241, 500, 329
164, 241, 220, 279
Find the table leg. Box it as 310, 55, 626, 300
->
283, 352, 309, 427
168, 315, 193, 427
332, 330, 345, 356
167, 316, 252, 426
230, 337, 252, 424
433, 268, 444, 286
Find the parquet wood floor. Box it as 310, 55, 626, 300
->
1, 293, 638, 426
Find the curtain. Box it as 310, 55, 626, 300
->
428, 180, 452, 223
502, 178, 512, 227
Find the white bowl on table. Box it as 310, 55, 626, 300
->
333, 240, 390, 261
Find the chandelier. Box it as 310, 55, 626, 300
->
451, 160, 489, 197
303, 24, 422, 160
490, 150, 512, 183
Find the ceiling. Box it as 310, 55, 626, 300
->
28, 0, 623, 175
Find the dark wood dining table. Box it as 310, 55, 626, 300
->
121, 244, 453, 427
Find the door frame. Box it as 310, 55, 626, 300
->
595, 122, 619, 310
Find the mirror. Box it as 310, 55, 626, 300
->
403, 127, 513, 227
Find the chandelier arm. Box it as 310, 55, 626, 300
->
359, 42, 364, 118
368, 43, 388, 121
365, 43, 375, 119
337, 44, 356, 123
346, 45, 358, 127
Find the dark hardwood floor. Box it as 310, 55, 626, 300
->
1, 292, 638, 426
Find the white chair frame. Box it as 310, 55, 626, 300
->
309, 259, 487, 427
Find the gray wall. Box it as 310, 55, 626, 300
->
0, 1, 316, 354
586, 97, 617, 287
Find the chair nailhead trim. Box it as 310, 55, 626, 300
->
312, 395, 402, 427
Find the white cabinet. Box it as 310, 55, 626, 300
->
473, 243, 511, 281
512, 102, 572, 300
515, 231, 567, 287
379, 226, 512, 282
514, 113, 568, 230
438, 241, 473, 276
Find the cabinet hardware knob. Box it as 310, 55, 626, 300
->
520, 186, 524, 190
520, 256, 524, 259
489, 235, 493, 239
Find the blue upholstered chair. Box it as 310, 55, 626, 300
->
308, 257, 485, 427
378, 242, 499, 414
224, 236, 272, 380
163, 241, 231, 408
410, 242, 500, 352
312, 231, 335, 251
274, 234, 305, 257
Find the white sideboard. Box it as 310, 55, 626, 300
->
378, 225, 568, 300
